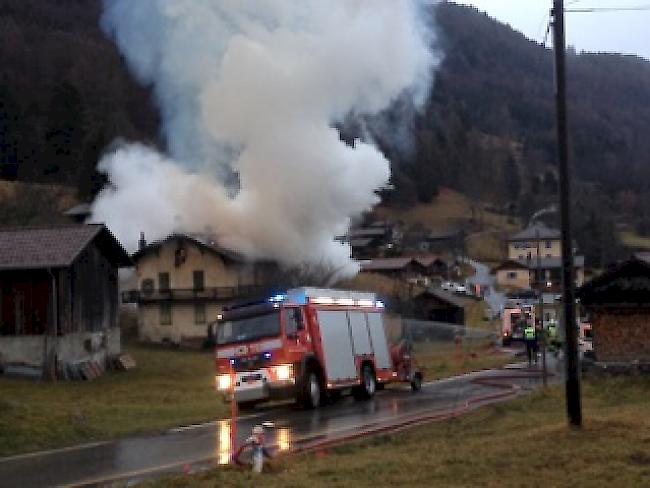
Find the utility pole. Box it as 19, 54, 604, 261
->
552, 0, 582, 426
536, 230, 547, 387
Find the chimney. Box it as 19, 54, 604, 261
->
138, 232, 146, 250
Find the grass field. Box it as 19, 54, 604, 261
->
374, 188, 517, 233
0, 344, 226, 457
620, 230, 650, 250
148, 376, 650, 488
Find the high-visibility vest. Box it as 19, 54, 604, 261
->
524, 327, 536, 340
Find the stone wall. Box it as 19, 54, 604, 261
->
591, 311, 650, 362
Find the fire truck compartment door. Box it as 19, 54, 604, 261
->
367, 312, 392, 369
317, 310, 357, 382
348, 311, 372, 355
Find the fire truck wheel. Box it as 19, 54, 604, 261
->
237, 400, 258, 411
410, 372, 422, 392
301, 370, 322, 409
354, 364, 376, 400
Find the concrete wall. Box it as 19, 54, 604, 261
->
508, 239, 562, 260
138, 302, 222, 344
0, 328, 121, 369
496, 268, 531, 289
591, 311, 650, 362
0, 335, 44, 367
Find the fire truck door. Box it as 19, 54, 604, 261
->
367, 312, 392, 369
348, 311, 372, 355
316, 310, 357, 382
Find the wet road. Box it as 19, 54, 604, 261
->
0, 365, 554, 488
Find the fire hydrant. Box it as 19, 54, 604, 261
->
235, 424, 272, 473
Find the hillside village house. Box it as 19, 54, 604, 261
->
0, 225, 131, 379
336, 220, 398, 259
359, 255, 450, 286
495, 223, 585, 291
122, 233, 273, 346
578, 255, 650, 367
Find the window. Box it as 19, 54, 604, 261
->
507, 271, 517, 279
158, 272, 170, 292
545, 240, 553, 249
284, 308, 303, 337
193, 270, 205, 291
194, 303, 206, 324
160, 303, 172, 325
141, 278, 154, 296
217, 312, 280, 345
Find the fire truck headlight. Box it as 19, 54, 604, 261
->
216, 374, 231, 391
271, 364, 293, 381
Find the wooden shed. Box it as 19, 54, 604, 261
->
0, 224, 131, 378
578, 256, 650, 364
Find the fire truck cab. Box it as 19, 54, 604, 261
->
213, 288, 420, 409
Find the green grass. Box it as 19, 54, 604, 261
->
147, 377, 650, 487
464, 300, 500, 331
0, 344, 227, 457
620, 231, 650, 250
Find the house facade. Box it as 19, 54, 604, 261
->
122, 234, 272, 346
495, 223, 585, 292
495, 257, 585, 292
507, 223, 562, 260
0, 225, 131, 379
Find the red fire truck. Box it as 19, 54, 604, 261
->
213, 287, 422, 409
501, 305, 535, 346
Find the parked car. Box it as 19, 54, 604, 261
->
441, 281, 455, 291
454, 283, 467, 294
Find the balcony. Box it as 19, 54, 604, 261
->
121, 285, 271, 304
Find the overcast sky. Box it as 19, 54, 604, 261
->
455, 1, 650, 61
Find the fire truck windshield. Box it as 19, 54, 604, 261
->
217, 311, 280, 345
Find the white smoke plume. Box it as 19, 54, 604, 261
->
93, 0, 436, 271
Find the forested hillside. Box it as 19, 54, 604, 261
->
0, 0, 160, 198
1, 1, 649, 265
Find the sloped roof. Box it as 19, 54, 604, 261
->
360, 257, 418, 271
131, 233, 246, 263
414, 288, 466, 308
349, 227, 388, 238
495, 256, 584, 271
578, 256, 650, 307
413, 255, 446, 267
509, 223, 561, 241
350, 237, 377, 248
63, 202, 92, 217
493, 259, 531, 272
0, 224, 131, 270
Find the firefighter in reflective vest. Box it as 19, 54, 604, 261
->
524, 324, 538, 366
